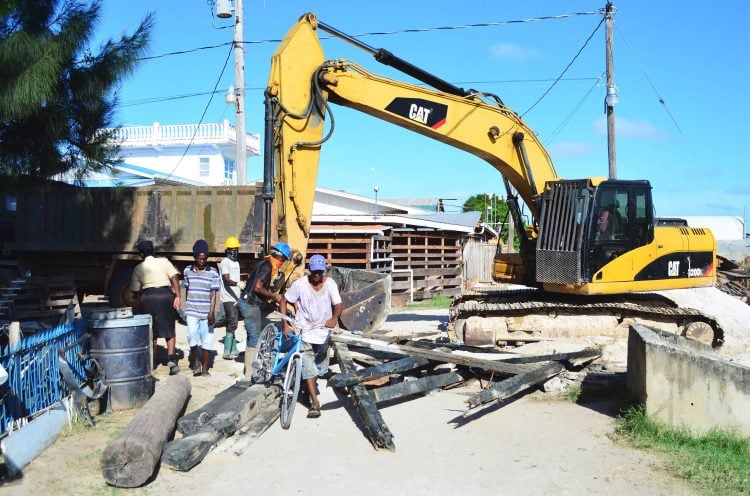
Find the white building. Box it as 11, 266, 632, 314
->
102, 121, 260, 186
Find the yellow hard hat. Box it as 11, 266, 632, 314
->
225, 236, 240, 249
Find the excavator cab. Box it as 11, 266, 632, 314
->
535, 179, 654, 288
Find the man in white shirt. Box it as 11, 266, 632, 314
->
219, 236, 244, 359
280, 254, 342, 419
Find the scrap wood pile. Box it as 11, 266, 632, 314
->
100, 332, 602, 487
716, 259, 749, 304
328, 332, 602, 451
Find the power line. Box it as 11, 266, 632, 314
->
134, 11, 602, 62
117, 77, 601, 109
521, 15, 605, 117
614, 24, 730, 213
544, 72, 605, 144
163, 44, 234, 181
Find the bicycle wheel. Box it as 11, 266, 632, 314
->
280, 355, 302, 429
252, 323, 277, 384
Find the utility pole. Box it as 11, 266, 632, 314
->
233, 0, 247, 185
604, 2, 618, 179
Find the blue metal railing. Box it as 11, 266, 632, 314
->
0, 320, 87, 434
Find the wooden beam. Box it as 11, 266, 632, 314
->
332, 341, 395, 452
331, 333, 531, 376
464, 362, 564, 415
328, 356, 431, 388
162, 384, 280, 471
499, 348, 602, 365
100, 375, 191, 488
372, 371, 463, 403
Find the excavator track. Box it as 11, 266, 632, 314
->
450, 288, 724, 348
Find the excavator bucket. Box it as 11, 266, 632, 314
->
328, 266, 391, 335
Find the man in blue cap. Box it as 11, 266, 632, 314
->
239, 242, 290, 376
280, 254, 342, 419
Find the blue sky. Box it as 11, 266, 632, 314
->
98, 1, 749, 218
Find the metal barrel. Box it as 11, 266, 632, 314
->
87, 314, 154, 411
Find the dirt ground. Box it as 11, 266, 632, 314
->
1, 301, 719, 496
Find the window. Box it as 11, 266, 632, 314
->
199, 157, 210, 177
224, 158, 235, 183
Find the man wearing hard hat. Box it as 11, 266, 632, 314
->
238, 242, 291, 376
219, 236, 244, 360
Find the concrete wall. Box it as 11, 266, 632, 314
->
627, 324, 750, 437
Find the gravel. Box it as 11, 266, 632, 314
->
655, 287, 750, 365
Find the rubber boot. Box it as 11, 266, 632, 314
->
244, 347, 256, 378
230, 334, 239, 359
223, 332, 235, 360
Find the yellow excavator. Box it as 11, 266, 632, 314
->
264, 13, 722, 346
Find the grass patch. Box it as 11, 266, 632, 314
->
616, 406, 750, 495
406, 296, 452, 309
564, 384, 581, 403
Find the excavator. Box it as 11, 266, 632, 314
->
263, 13, 722, 347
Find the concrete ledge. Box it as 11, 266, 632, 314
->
627, 324, 750, 437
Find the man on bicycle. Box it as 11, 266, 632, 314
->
280, 254, 342, 419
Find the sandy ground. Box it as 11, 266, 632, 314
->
0, 302, 719, 496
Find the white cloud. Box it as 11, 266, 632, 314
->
489, 42, 540, 62
592, 115, 666, 141
548, 141, 597, 158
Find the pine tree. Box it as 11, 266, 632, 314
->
0, 0, 153, 179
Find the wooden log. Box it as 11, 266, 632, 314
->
162, 384, 280, 471
177, 380, 253, 435
372, 371, 464, 403
332, 341, 395, 452
328, 356, 431, 388
218, 408, 281, 456
498, 348, 602, 365
100, 374, 191, 488
464, 362, 564, 415
332, 333, 531, 376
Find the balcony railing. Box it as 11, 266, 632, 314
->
104, 120, 259, 152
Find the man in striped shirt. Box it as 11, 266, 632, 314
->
184, 239, 221, 377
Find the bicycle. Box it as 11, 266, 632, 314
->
251, 311, 304, 429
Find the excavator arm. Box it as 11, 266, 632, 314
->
265, 13, 559, 278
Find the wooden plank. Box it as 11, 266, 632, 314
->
372, 371, 464, 403
221, 408, 281, 455
177, 380, 253, 434
332, 341, 395, 452
101, 375, 191, 488
499, 348, 601, 365
464, 362, 564, 415
332, 333, 530, 376
328, 356, 431, 388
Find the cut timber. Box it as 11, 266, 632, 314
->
163, 383, 280, 471
100, 374, 191, 488
332, 341, 395, 452
464, 362, 564, 416
332, 333, 531, 376
372, 371, 464, 403
328, 356, 431, 388
499, 348, 602, 365
177, 380, 253, 435
218, 408, 281, 455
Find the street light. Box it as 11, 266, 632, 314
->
373, 185, 379, 220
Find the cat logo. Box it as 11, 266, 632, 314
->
385, 98, 448, 129
667, 260, 679, 277
409, 104, 432, 125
